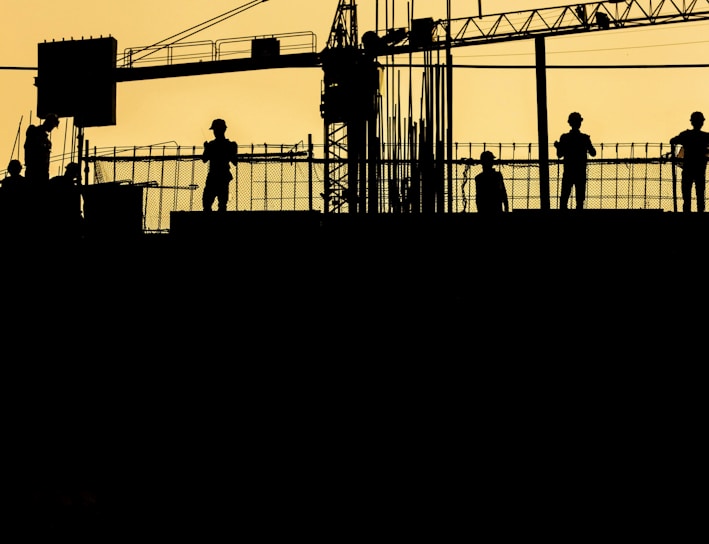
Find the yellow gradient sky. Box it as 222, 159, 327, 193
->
1, 0, 707, 172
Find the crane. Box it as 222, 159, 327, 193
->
34, 0, 276, 184
33, 1, 709, 212
369, 0, 709, 55
320, 0, 381, 213
321, 0, 709, 213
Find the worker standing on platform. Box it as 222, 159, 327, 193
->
201, 118, 238, 212
670, 111, 709, 213
24, 113, 59, 184
1, 159, 26, 192
554, 112, 596, 210
475, 150, 509, 214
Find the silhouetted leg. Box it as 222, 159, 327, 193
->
695, 176, 705, 212
202, 185, 214, 212
576, 179, 586, 209
216, 184, 229, 212
560, 176, 572, 210
681, 175, 693, 212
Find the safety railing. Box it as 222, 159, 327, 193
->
75, 141, 699, 233
121, 32, 318, 68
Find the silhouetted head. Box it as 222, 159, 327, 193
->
43, 113, 60, 130
480, 150, 496, 165
690, 111, 705, 128
65, 162, 80, 178
7, 159, 22, 176
568, 112, 583, 128
361, 31, 382, 54
210, 118, 227, 132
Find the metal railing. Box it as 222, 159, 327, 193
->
77, 141, 698, 233
120, 32, 318, 68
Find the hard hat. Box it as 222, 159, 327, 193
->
568, 112, 583, 123
690, 111, 705, 122
480, 150, 496, 162
210, 118, 227, 130
44, 113, 60, 127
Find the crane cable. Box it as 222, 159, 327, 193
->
118, 0, 268, 65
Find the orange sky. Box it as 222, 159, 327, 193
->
2, 0, 707, 172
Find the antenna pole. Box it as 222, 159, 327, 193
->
9, 115, 24, 162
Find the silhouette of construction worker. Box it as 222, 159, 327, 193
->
202, 118, 238, 212
1, 159, 26, 192
670, 111, 709, 213
24, 113, 60, 184
475, 150, 509, 214
49, 162, 81, 189
554, 112, 596, 210
1, 159, 29, 229
44, 161, 83, 237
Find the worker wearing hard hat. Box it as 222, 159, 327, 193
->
24, 113, 60, 184
554, 112, 597, 210
25, 113, 59, 183
201, 118, 238, 212
670, 111, 709, 213
475, 150, 509, 214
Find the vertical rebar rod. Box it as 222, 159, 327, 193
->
308, 134, 313, 211
599, 143, 604, 209
234, 143, 239, 211
190, 146, 196, 211
173, 146, 180, 215
615, 143, 619, 209
250, 143, 255, 211
158, 147, 166, 231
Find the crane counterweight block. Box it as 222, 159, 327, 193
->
36, 37, 117, 127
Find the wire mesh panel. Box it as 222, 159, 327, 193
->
90, 145, 319, 232
83, 142, 701, 232
451, 142, 683, 213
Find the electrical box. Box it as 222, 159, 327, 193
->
409, 18, 436, 49
251, 38, 280, 58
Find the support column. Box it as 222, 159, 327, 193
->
535, 37, 550, 210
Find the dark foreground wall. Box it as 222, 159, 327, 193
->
2, 207, 704, 270
168, 208, 704, 271
3, 209, 706, 541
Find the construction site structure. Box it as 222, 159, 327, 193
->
33, 1, 709, 214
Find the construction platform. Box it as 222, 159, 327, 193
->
166, 208, 705, 268
5, 208, 704, 543
3, 207, 706, 272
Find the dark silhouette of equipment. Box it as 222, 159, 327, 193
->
32, 0, 709, 215
36, 37, 117, 128
320, 0, 382, 213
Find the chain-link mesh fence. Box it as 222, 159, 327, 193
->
89, 144, 315, 232
81, 142, 698, 232
452, 142, 682, 212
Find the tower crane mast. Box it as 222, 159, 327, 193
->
320, 0, 380, 214
327, 0, 358, 49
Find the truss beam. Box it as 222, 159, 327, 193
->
382, 1, 709, 54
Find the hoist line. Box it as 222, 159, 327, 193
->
118, 0, 268, 65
